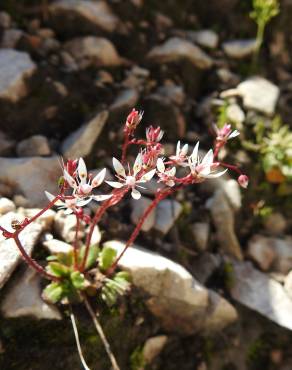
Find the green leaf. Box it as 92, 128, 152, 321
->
46, 255, 58, 261
47, 262, 71, 277
70, 271, 86, 290
99, 247, 117, 272
78, 245, 100, 270
56, 251, 74, 267
43, 282, 64, 303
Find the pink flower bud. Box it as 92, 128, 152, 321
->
126, 108, 143, 130
146, 126, 164, 142
238, 174, 249, 189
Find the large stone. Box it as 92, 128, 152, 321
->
104, 240, 238, 334
231, 261, 292, 331
18, 208, 56, 231
0, 49, 36, 102
192, 222, 210, 251
0, 197, 16, 215
208, 189, 243, 260
237, 77, 280, 116
49, 0, 119, 33
61, 110, 108, 159
110, 89, 139, 112
43, 238, 73, 254
154, 199, 182, 235
1, 267, 61, 320
0, 212, 42, 289
147, 37, 213, 69
247, 235, 276, 271
222, 39, 257, 59
16, 135, 51, 157
143, 336, 168, 364
0, 156, 60, 207
64, 36, 122, 68
187, 29, 219, 49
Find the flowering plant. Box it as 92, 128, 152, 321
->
0, 109, 248, 370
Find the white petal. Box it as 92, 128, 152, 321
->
92, 194, 112, 201
44, 191, 64, 206
166, 180, 175, 187
92, 168, 106, 188
112, 157, 126, 178
157, 158, 165, 173
167, 167, 176, 177
131, 188, 141, 200
64, 208, 74, 215
191, 142, 199, 164
205, 169, 228, 178
181, 143, 188, 156
176, 141, 181, 156
200, 165, 211, 176
64, 169, 76, 188
138, 168, 156, 182
133, 153, 143, 176
76, 198, 92, 207
228, 130, 240, 139
106, 181, 124, 188
78, 158, 87, 184
201, 149, 214, 167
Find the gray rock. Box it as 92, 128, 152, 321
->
187, 29, 219, 49
49, 0, 119, 33
18, 208, 56, 231
193, 253, 221, 284
264, 213, 287, 235
192, 222, 210, 251
1, 29, 23, 48
61, 110, 108, 159
1, 267, 61, 320
0, 197, 16, 215
156, 84, 185, 105
0, 49, 36, 102
231, 261, 292, 331
147, 37, 213, 69
43, 238, 73, 254
16, 135, 51, 157
64, 36, 122, 69
0, 156, 60, 207
222, 39, 257, 59
131, 196, 156, 232
105, 240, 238, 334
0, 131, 15, 156
0, 212, 42, 289
226, 103, 245, 124
110, 89, 139, 112
247, 235, 276, 271
208, 189, 243, 260
143, 336, 168, 364
54, 211, 84, 243
237, 77, 280, 116
154, 199, 182, 235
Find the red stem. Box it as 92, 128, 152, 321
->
106, 187, 177, 275
14, 235, 58, 281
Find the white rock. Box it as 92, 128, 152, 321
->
104, 240, 237, 334
18, 208, 56, 231
188, 29, 219, 49
0, 197, 15, 215
237, 77, 280, 115
154, 199, 182, 234
0, 212, 42, 288
1, 268, 61, 320
49, 0, 119, 33
247, 235, 276, 271
226, 103, 245, 124
16, 135, 51, 157
110, 89, 139, 111
0, 156, 60, 207
131, 196, 156, 232
143, 335, 168, 363
61, 110, 108, 159
248, 235, 292, 274
284, 271, 292, 300
223, 39, 257, 59
231, 261, 292, 331
64, 37, 122, 68
147, 37, 213, 69
43, 238, 73, 254
208, 189, 243, 260
54, 211, 84, 243
1, 29, 23, 49
192, 222, 210, 251
0, 49, 36, 102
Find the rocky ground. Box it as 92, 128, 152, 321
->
0, 0, 292, 369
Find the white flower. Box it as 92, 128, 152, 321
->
169, 141, 189, 167
188, 142, 227, 179
156, 158, 176, 187
63, 158, 112, 203
106, 154, 156, 199
214, 124, 240, 142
